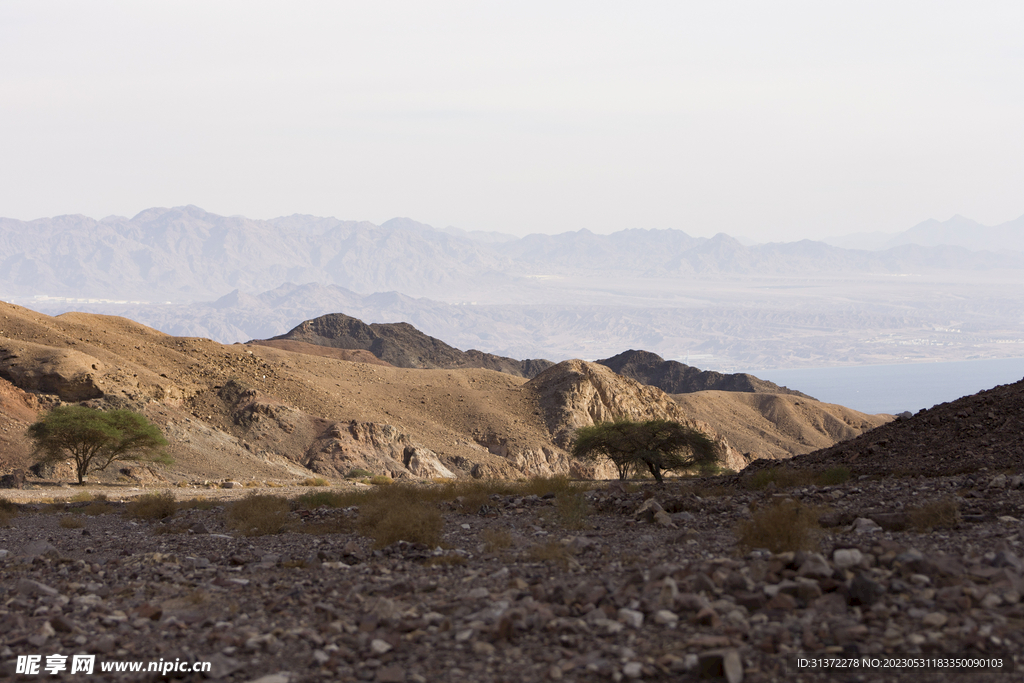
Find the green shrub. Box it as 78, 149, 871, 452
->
125, 492, 178, 520
347, 468, 373, 479
818, 466, 852, 486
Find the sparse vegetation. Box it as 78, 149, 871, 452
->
553, 491, 592, 530
571, 419, 720, 482
27, 405, 170, 484
347, 468, 373, 479
369, 475, 393, 486
0, 497, 18, 526
908, 496, 961, 531
295, 490, 359, 510
300, 477, 329, 487
744, 465, 852, 491
481, 527, 513, 553
83, 502, 115, 515
59, 516, 85, 529
356, 490, 443, 548
526, 540, 574, 569
125, 492, 178, 520
226, 494, 292, 536
736, 498, 821, 553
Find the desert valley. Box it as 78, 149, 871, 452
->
2, 298, 1024, 682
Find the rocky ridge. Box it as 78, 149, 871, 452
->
266, 313, 553, 379
596, 351, 811, 398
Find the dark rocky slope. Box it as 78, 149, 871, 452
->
264, 313, 553, 378
597, 349, 812, 397
752, 375, 1024, 477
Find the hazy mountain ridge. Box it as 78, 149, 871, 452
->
824, 213, 1024, 252
8, 206, 1024, 371
3, 206, 1023, 304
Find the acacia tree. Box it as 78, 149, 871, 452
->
571, 419, 720, 483
27, 406, 170, 484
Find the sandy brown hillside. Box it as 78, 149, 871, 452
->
0, 301, 890, 484
670, 390, 891, 461
0, 302, 743, 483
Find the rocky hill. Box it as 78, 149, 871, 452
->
265, 312, 553, 378
597, 349, 811, 397
0, 301, 895, 486
754, 375, 1024, 478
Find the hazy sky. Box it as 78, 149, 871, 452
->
2, 2, 1022, 241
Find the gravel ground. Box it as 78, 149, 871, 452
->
2, 473, 1024, 683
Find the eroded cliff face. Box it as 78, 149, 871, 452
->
526, 360, 750, 472
218, 380, 465, 480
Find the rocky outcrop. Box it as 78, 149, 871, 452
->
525, 360, 749, 471
267, 313, 553, 378
597, 349, 812, 397
218, 380, 470, 480
0, 340, 105, 401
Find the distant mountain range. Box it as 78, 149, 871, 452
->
5, 206, 1024, 370
1, 205, 1022, 304
823, 214, 1024, 252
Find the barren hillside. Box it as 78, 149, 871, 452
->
670, 390, 891, 461
0, 302, 891, 485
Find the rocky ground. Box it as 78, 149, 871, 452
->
2, 470, 1024, 683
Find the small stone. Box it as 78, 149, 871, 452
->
921, 612, 948, 628
16, 578, 59, 596
221, 481, 243, 489
376, 666, 406, 683
980, 593, 1003, 609
472, 641, 496, 656
20, 540, 60, 560
653, 510, 677, 528
370, 639, 393, 655
466, 587, 489, 600
833, 548, 863, 570
797, 553, 832, 579
697, 649, 743, 683
618, 608, 644, 629
189, 522, 210, 534
852, 518, 882, 533
622, 662, 644, 679
245, 674, 292, 683
848, 573, 885, 606
653, 609, 679, 626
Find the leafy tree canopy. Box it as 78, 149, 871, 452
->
570, 418, 719, 482
27, 406, 170, 484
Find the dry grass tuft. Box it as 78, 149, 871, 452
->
178, 497, 217, 511
745, 466, 852, 491
226, 495, 292, 536
83, 502, 115, 516
59, 516, 85, 529
736, 498, 821, 553
908, 496, 961, 532
70, 491, 95, 503
300, 477, 330, 487
424, 554, 468, 567
369, 475, 393, 486
481, 527, 513, 553
526, 540, 574, 569
357, 492, 443, 548
125, 492, 178, 520
554, 491, 592, 530
0, 497, 17, 526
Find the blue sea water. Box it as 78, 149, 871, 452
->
757, 358, 1024, 415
